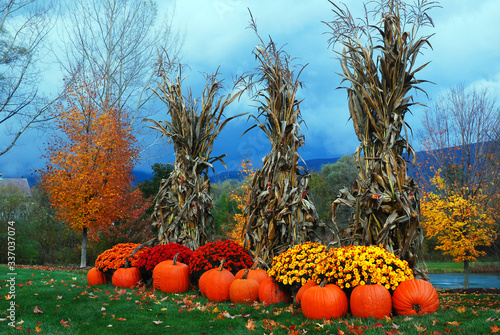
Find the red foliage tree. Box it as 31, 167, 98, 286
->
38, 77, 139, 267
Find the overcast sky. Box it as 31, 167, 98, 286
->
1, 0, 499, 180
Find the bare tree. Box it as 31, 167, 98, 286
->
59, 0, 182, 126
420, 84, 500, 196
0, 0, 57, 156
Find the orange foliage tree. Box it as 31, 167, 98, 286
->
39, 78, 139, 267
89, 187, 154, 248
421, 169, 497, 287
224, 160, 255, 245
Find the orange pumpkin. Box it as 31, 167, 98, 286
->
295, 280, 317, 306
393, 279, 439, 315
301, 281, 348, 320
205, 259, 235, 302
235, 268, 268, 284
350, 284, 392, 319
87, 267, 107, 286
230, 269, 260, 303
152, 261, 169, 290
158, 253, 190, 293
258, 277, 291, 304
112, 267, 141, 288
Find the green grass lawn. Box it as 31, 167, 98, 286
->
420, 261, 500, 274
1, 266, 499, 334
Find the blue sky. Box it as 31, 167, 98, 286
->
1, 0, 500, 180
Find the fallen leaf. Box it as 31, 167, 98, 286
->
491, 324, 500, 333
153, 320, 163, 325
415, 324, 427, 332
107, 324, 113, 327
35, 326, 42, 333
101, 307, 106, 311
57, 296, 63, 300
60, 319, 71, 328
33, 306, 43, 314
116, 318, 126, 321
447, 321, 461, 326
246, 319, 255, 331
456, 306, 466, 313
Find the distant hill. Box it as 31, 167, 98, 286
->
133, 170, 154, 184
300, 157, 340, 172
208, 157, 341, 183
14, 148, 451, 188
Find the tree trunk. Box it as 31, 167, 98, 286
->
463, 260, 469, 289
80, 226, 87, 268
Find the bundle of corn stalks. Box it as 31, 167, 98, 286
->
144, 59, 243, 250
241, 18, 327, 265
325, 0, 438, 276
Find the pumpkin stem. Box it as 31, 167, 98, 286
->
242, 268, 250, 280
217, 258, 226, 271
319, 280, 328, 287
173, 252, 180, 265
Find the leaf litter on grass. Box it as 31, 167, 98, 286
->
3, 266, 500, 334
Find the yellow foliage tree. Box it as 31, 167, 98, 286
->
223, 160, 255, 245
421, 169, 497, 287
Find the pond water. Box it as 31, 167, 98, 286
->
424, 273, 500, 289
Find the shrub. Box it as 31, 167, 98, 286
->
189, 240, 253, 284
267, 242, 328, 292
313, 245, 414, 292
135, 243, 193, 271
95, 243, 149, 272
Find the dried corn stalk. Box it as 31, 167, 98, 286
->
242, 18, 327, 265
326, 0, 438, 277
144, 59, 243, 250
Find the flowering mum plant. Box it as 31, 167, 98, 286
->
313, 245, 414, 291
267, 242, 328, 291
189, 239, 253, 284
135, 243, 193, 271
95, 243, 149, 272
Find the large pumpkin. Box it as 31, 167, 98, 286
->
87, 267, 107, 286
230, 269, 260, 303
152, 261, 168, 289
158, 253, 190, 293
112, 267, 141, 288
350, 284, 392, 319
205, 260, 235, 302
258, 277, 291, 304
301, 281, 348, 320
392, 279, 439, 315
198, 267, 217, 297
235, 268, 268, 284
295, 280, 317, 306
